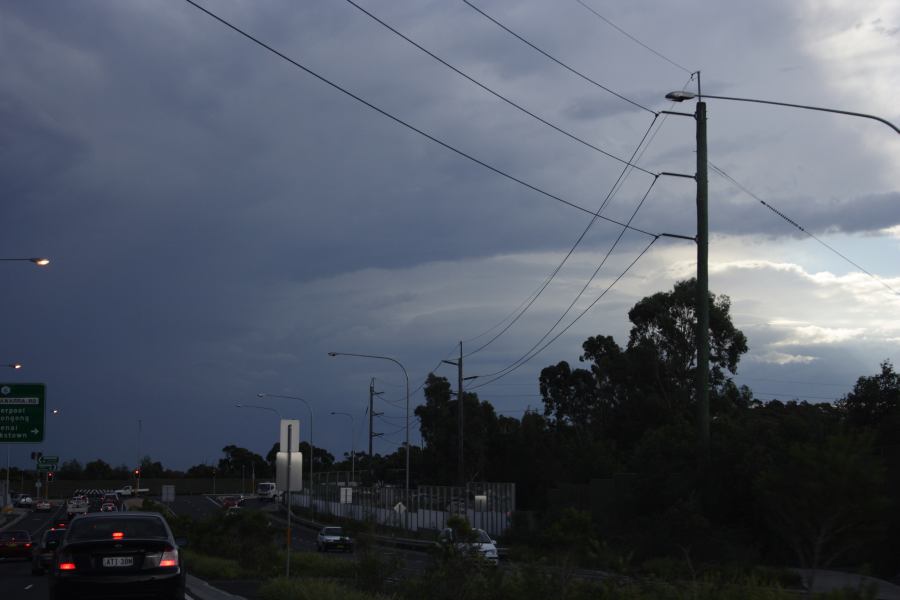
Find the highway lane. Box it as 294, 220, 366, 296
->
0, 503, 66, 600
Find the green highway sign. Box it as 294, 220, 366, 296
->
38, 455, 59, 465
37, 464, 53, 472
0, 383, 46, 443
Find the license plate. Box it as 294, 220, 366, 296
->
102, 556, 134, 567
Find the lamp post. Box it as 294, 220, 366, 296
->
0, 258, 51, 266
3, 363, 22, 506
2, 255, 49, 506
330, 411, 356, 484
257, 393, 314, 492
665, 91, 900, 135
663, 85, 899, 460
235, 403, 292, 577
328, 352, 410, 512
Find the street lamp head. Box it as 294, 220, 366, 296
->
665, 91, 696, 102
31, 258, 51, 266
327, 352, 338, 357
235, 403, 243, 408
256, 393, 266, 398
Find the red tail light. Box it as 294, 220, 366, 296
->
59, 562, 76, 571
25, 543, 32, 548
159, 548, 179, 568
112, 532, 124, 539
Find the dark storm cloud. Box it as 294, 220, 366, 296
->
0, 100, 88, 199
1, 0, 895, 470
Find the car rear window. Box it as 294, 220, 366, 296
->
67, 517, 169, 541
45, 529, 65, 543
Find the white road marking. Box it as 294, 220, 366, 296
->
24, 584, 33, 590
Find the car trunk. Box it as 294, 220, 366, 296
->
63, 539, 175, 574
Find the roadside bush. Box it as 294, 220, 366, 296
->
184, 511, 281, 576
181, 550, 247, 580
352, 520, 403, 594
258, 577, 383, 600
285, 551, 355, 579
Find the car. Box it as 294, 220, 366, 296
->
16, 495, 34, 508
316, 526, 353, 553
100, 502, 118, 512
256, 481, 281, 501
438, 527, 499, 566
35, 499, 52, 512
32, 528, 65, 575
102, 493, 121, 507
66, 497, 89, 519
0, 530, 33, 561
221, 496, 245, 509
49, 511, 187, 600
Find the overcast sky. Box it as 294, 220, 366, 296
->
2, 0, 898, 473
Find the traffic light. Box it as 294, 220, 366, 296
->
134, 468, 140, 477
47, 471, 54, 482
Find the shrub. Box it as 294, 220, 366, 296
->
258, 578, 382, 600
181, 550, 246, 580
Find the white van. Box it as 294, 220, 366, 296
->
256, 482, 281, 501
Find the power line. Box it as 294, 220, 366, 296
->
182, 0, 658, 236
470, 175, 659, 377
574, 0, 694, 75
461, 0, 656, 115
463, 118, 660, 358
470, 236, 659, 389
709, 162, 900, 296
344, 0, 657, 176
460, 76, 691, 357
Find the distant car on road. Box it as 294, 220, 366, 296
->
35, 499, 52, 512
48, 512, 187, 600
32, 528, 65, 575
66, 497, 89, 519
16, 496, 34, 508
438, 527, 499, 566
100, 502, 118, 512
0, 530, 33, 560
316, 526, 353, 553
221, 496, 245, 509
256, 482, 281, 501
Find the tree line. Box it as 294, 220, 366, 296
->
409, 279, 899, 577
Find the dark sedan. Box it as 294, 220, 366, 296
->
49, 511, 187, 600
32, 528, 65, 575
0, 530, 33, 560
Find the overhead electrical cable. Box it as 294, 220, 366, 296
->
463, 117, 659, 358
574, 0, 694, 75
343, 0, 657, 175
461, 0, 656, 115
470, 177, 659, 377
469, 236, 659, 390
709, 162, 900, 296
182, 0, 658, 236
